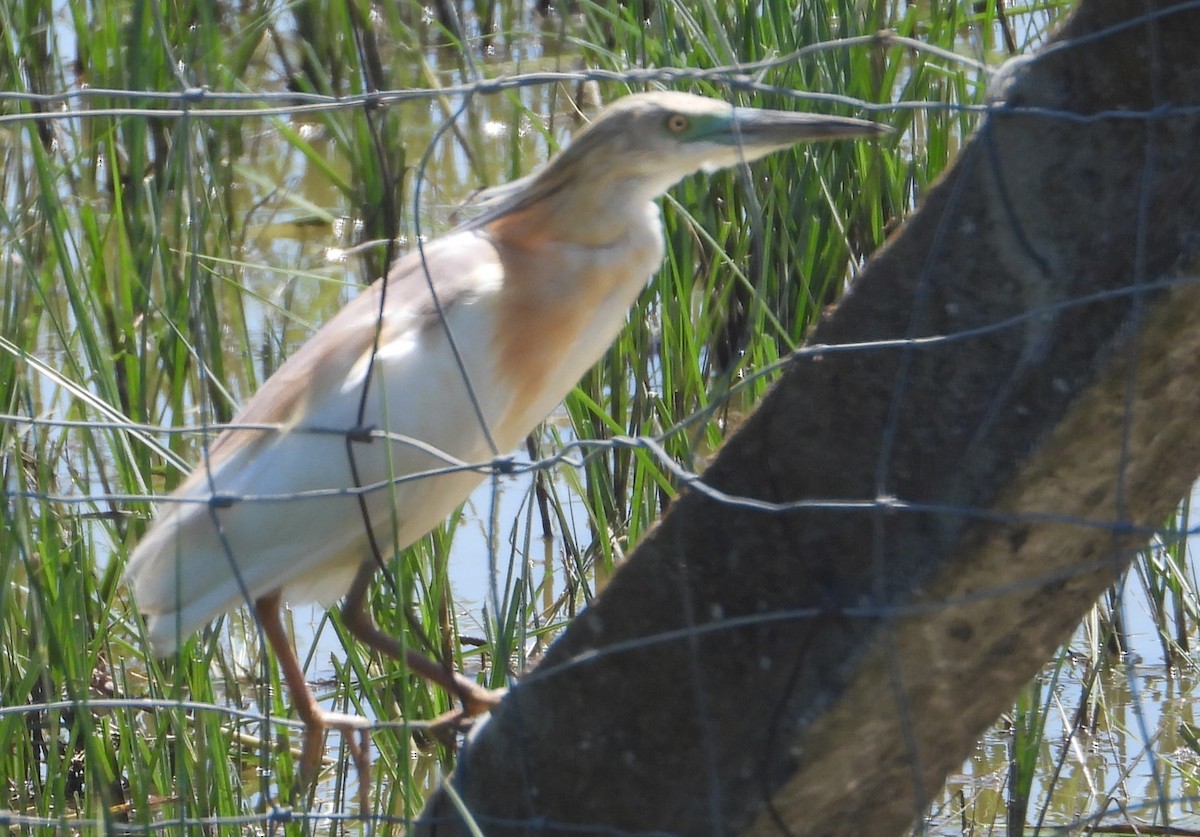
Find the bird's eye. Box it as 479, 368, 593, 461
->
666, 113, 689, 133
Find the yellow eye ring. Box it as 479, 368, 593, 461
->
666, 113, 689, 133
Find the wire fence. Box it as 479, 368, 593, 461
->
3, 0, 1200, 834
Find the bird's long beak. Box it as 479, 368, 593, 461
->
719, 105, 891, 149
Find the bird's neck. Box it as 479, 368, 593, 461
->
480, 182, 666, 451
481, 162, 661, 249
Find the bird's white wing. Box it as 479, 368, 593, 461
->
126, 230, 514, 653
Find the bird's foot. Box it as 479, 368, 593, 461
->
413, 683, 507, 748
455, 679, 507, 718
298, 711, 372, 813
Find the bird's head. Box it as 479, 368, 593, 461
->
472, 91, 889, 238
551, 90, 889, 202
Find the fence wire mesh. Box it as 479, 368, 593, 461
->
3, 0, 1200, 834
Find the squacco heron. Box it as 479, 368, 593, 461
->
125, 91, 887, 792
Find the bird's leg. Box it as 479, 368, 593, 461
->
254, 595, 371, 810
341, 562, 505, 723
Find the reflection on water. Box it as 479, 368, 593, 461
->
930, 605, 1200, 834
